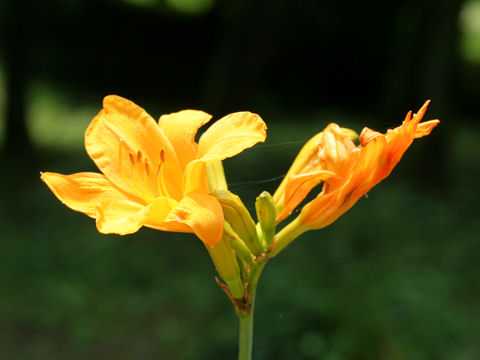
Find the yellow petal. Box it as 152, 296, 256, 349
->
95, 199, 148, 235
158, 110, 212, 168
182, 160, 210, 195
272, 132, 324, 211
143, 196, 191, 233
85, 95, 182, 197
41, 171, 143, 218
163, 192, 224, 245
197, 112, 267, 161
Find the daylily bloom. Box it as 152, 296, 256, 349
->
273, 101, 439, 230
41, 95, 266, 245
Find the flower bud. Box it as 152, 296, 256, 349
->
255, 191, 276, 248
223, 222, 256, 266
214, 189, 264, 255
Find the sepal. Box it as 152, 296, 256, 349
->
205, 236, 244, 298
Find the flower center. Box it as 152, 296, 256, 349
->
118, 140, 170, 202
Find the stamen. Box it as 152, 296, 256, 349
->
128, 152, 135, 166
131, 151, 142, 196
144, 159, 158, 198
134, 150, 155, 202
119, 141, 144, 200
145, 161, 150, 177
156, 149, 170, 197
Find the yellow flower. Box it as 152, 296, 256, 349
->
41, 95, 266, 245
273, 101, 439, 230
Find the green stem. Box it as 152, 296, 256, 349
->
238, 310, 254, 360
269, 217, 308, 257
237, 262, 265, 360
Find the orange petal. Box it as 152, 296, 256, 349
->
300, 179, 356, 229
85, 95, 182, 196
359, 127, 383, 146
197, 112, 267, 161
411, 100, 430, 126
295, 101, 439, 231
158, 110, 212, 168
272, 131, 326, 211
277, 170, 337, 222
163, 192, 224, 245
41, 171, 143, 218
273, 123, 356, 220
415, 119, 440, 138
352, 134, 388, 194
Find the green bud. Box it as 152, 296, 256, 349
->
214, 189, 264, 255
223, 222, 256, 267
255, 191, 277, 248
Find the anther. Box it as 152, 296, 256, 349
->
119, 141, 144, 200
145, 161, 150, 177
129, 152, 135, 166
156, 151, 169, 197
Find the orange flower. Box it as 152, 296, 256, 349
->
41, 95, 266, 245
273, 101, 439, 230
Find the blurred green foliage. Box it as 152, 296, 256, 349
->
460, 0, 480, 64
121, 0, 215, 15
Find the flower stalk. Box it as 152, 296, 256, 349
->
235, 257, 266, 360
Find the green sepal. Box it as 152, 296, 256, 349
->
205, 236, 244, 299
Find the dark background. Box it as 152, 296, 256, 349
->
1, 0, 479, 359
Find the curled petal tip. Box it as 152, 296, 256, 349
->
414, 119, 440, 138
415, 100, 431, 119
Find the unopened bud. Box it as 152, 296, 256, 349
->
223, 222, 256, 266
255, 191, 276, 248
214, 189, 264, 255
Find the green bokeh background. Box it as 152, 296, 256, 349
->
1, 0, 480, 359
